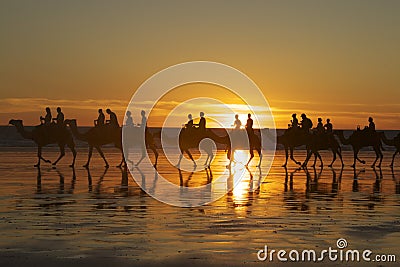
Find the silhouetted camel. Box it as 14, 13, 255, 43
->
9, 119, 76, 167
335, 130, 383, 168
380, 132, 400, 167
302, 133, 344, 168
177, 128, 229, 167
277, 130, 309, 167
123, 125, 159, 167
65, 119, 123, 168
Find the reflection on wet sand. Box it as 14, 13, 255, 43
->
1, 149, 400, 265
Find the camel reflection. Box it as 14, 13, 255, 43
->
36, 166, 76, 195
391, 168, 400, 194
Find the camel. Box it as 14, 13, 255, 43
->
9, 119, 76, 167
176, 128, 262, 167
277, 129, 309, 167
122, 125, 159, 167
65, 119, 124, 168
302, 133, 344, 168
380, 132, 400, 167
335, 130, 383, 168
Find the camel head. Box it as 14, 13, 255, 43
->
9, 119, 22, 126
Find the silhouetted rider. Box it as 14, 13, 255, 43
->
300, 113, 313, 133
245, 113, 254, 134
232, 114, 242, 130
52, 107, 64, 125
324, 118, 333, 133
125, 111, 134, 126
316, 117, 324, 134
185, 114, 194, 129
368, 117, 375, 132
40, 107, 52, 125
94, 109, 105, 126
195, 112, 206, 134
106, 108, 119, 127
291, 113, 299, 129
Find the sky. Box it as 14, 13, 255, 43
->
0, 0, 399, 129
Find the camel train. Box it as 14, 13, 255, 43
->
8, 110, 400, 169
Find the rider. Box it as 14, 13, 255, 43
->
232, 114, 242, 130
185, 114, 194, 129
195, 112, 206, 134
40, 107, 52, 125
368, 117, 376, 132
125, 111, 134, 126
94, 109, 105, 126
324, 118, 333, 133
291, 113, 299, 129
52, 107, 64, 125
106, 108, 120, 127
316, 117, 324, 134
300, 113, 313, 133
245, 113, 254, 134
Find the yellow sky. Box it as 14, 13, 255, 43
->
0, 1, 399, 129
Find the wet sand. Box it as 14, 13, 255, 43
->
0, 147, 399, 266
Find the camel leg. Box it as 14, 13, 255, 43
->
83, 146, 94, 168
67, 143, 77, 167
117, 148, 125, 168
290, 148, 301, 165
377, 147, 383, 168
95, 146, 109, 168
371, 146, 382, 168
176, 153, 183, 167
390, 150, 399, 167
302, 150, 312, 168
52, 144, 66, 166
328, 149, 337, 168
35, 146, 42, 167
150, 144, 159, 167
317, 152, 323, 168
256, 149, 262, 167
338, 148, 344, 167
311, 152, 317, 168
186, 150, 197, 167
282, 147, 289, 167
246, 148, 254, 167
135, 146, 146, 166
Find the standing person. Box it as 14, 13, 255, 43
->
245, 113, 254, 134
94, 109, 105, 126
232, 114, 242, 130
139, 110, 147, 129
52, 107, 64, 125
40, 107, 52, 125
106, 108, 119, 127
125, 111, 134, 126
324, 118, 333, 133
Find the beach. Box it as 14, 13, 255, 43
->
0, 146, 399, 266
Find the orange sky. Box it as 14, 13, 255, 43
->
1, 1, 399, 129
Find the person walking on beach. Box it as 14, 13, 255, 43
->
106, 108, 119, 127
94, 109, 105, 127
40, 107, 52, 125
52, 107, 64, 125
232, 114, 242, 130
324, 118, 333, 133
